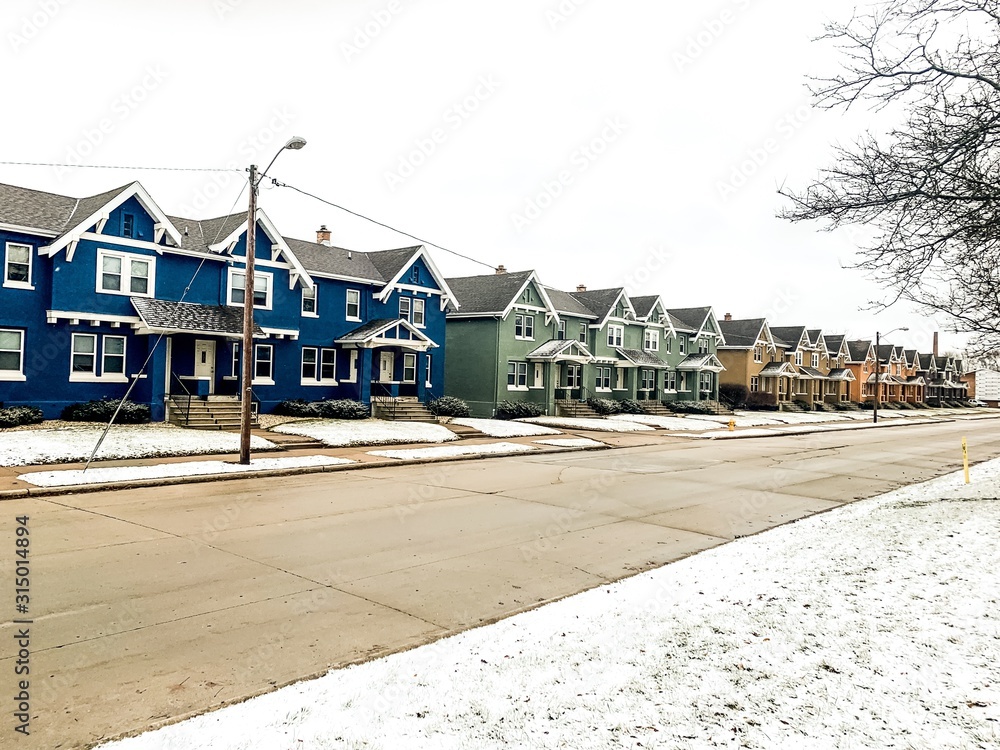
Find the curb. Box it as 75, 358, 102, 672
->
688, 416, 952, 440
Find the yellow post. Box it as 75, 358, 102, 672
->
728, 418, 736, 432
962, 437, 970, 484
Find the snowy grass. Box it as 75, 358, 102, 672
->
520, 416, 655, 432
612, 414, 719, 430
99, 460, 1000, 750
703, 412, 785, 427
533, 437, 606, 448
273, 419, 458, 447
18, 455, 352, 487
450, 418, 561, 437
367, 442, 536, 460
0, 426, 276, 467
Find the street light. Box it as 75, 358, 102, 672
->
872, 326, 909, 425
240, 136, 307, 465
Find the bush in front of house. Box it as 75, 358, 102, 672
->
719, 383, 748, 410
274, 399, 314, 417
274, 398, 370, 419
793, 398, 813, 411
668, 400, 715, 415
586, 397, 622, 416
0, 405, 44, 429
858, 400, 875, 409
616, 399, 648, 415
833, 401, 859, 411
61, 398, 150, 424
427, 396, 471, 418
495, 400, 545, 420
744, 392, 778, 411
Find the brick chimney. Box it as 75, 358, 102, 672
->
576, 284, 587, 292
316, 224, 331, 246
724, 312, 732, 321
933, 331, 939, 357
495, 264, 506, 274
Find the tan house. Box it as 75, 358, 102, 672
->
717, 316, 790, 404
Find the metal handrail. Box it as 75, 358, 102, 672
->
170, 373, 193, 426
371, 382, 397, 420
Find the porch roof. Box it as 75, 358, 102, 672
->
527, 339, 594, 362
827, 368, 856, 381
676, 353, 724, 372
131, 298, 263, 337
334, 318, 437, 351
797, 366, 827, 380
614, 348, 668, 368
758, 361, 796, 377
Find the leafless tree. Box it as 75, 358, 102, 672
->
780, 0, 1000, 356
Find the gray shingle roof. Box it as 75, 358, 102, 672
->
616, 348, 667, 368
366, 246, 422, 282
446, 270, 535, 315
771, 326, 807, 350
526, 339, 593, 360
336, 319, 403, 343
824, 334, 846, 354
847, 340, 873, 362
667, 307, 711, 333
285, 238, 384, 282
719, 318, 765, 348
806, 329, 823, 347
0, 181, 131, 234
544, 286, 597, 318
759, 361, 795, 376
131, 298, 260, 336
571, 288, 625, 321
676, 353, 723, 371
629, 295, 660, 319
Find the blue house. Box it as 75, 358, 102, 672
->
0, 180, 456, 423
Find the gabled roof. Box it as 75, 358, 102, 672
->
759, 361, 797, 376
806, 329, 824, 347
372, 245, 458, 309
823, 334, 847, 356
544, 286, 598, 319
676, 353, 725, 372
615, 348, 668, 368
571, 288, 633, 326
630, 295, 662, 320
771, 326, 809, 351
917, 352, 937, 370
334, 318, 437, 350
446, 270, 536, 316
719, 318, 767, 349
876, 344, 903, 361
367, 246, 423, 282
527, 339, 594, 362
828, 368, 856, 381
284, 238, 385, 282
667, 307, 712, 335
0, 181, 80, 233
846, 340, 874, 363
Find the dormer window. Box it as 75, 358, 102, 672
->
122, 213, 135, 239
811, 353, 819, 368
410, 266, 420, 283
795, 351, 803, 366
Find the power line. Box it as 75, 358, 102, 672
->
0, 160, 239, 173
274, 180, 497, 272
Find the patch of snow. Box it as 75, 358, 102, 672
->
274, 419, 457, 447
706, 412, 785, 426
533, 438, 606, 448
682, 428, 778, 439
98, 461, 1000, 750
764, 411, 847, 424
520, 416, 655, 432
368, 442, 536, 460
611, 414, 719, 430
450, 418, 561, 437
18, 455, 351, 487
0, 426, 276, 467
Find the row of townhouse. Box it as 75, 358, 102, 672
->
444, 268, 725, 418
0, 180, 457, 422
717, 316, 967, 407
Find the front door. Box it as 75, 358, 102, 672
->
379, 351, 394, 383
194, 339, 216, 394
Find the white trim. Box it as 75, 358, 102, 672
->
70, 332, 98, 379
227, 268, 273, 310
374, 245, 460, 311
301, 285, 318, 318
391, 282, 443, 297
0, 222, 58, 238
209, 209, 314, 290
259, 326, 299, 340
96, 248, 156, 298
345, 288, 362, 322
4, 242, 33, 290
0, 328, 26, 380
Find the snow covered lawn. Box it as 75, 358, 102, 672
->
99, 460, 1000, 750
273, 419, 457, 447
368, 442, 536, 460
612, 414, 719, 430
520, 416, 655, 432
450, 418, 561, 437
18, 455, 351, 487
0, 426, 276, 467
703, 412, 785, 427
533, 437, 606, 448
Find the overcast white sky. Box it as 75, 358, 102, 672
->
1, 0, 962, 354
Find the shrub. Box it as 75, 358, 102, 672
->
427, 396, 470, 418
833, 401, 859, 411
793, 398, 813, 412
719, 383, 748, 410
586, 397, 622, 416
669, 400, 715, 415
313, 399, 370, 419
616, 398, 648, 415
61, 398, 150, 424
0, 406, 44, 429
911, 401, 929, 409
858, 400, 875, 409
744, 392, 778, 411
495, 400, 545, 420
274, 399, 314, 417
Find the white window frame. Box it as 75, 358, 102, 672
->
301, 346, 318, 382
750, 376, 760, 392
557, 320, 566, 340
754, 345, 763, 363
102, 335, 127, 378
698, 337, 709, 354
664, 370, 676, 391
228, 269, 273, 310
607, 325, 624, 348
412, 298, 426, 328
227, 343, 240, 379
643, 329, 658, 352
578, 323, 587, 343
346, 289, 361, 321
402, 353, 417, 383
425, 353, 433, 387
700, 371, 713, 393
532, 362, 544, 389
507, 361, 528, 390
70, 333, 97, 380
97, 249, 155, 298
253, 344, 274, 385
795, 350, 803, 366
640, 369, 655, 390
664, 336, 672, 354
595, 366, 612, 392
301, 285, 318, 317
4, 242, 33, 290
399, 296, 411, 322
514, 314, 535, 341
679, 371, 689, 391
614, 367, 626, 391
0, 328, 25, 381
678, 336, 686, 355
811, 353, 819, 368
320, 348, 336, 383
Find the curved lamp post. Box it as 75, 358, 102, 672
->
872, 326, 909, 425
240, 136, 307, 465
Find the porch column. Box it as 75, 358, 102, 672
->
416, 351, 427, 401
149, 336, 168, 422
359, 348, 373, 404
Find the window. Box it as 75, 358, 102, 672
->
754, 345, 763, 363
698, 337, 709, 354
320, 349, 336, 381
615, 367, 626, 390
664, 336, 672, 354
4, 243, 32, 288
557, 320, 566, 340
664, 370, 677, 391
507, 361, 528, 389
514, 314, 534, 340
402, 353, 417, 383
230, 343, 240, 378
254, 344, 273, 382
678, 336, 686, 355
103, 336, 126, 375
595, 366, 611, 391
643, 329, 658, 352
750, 376, 759, 392
700, 372, 713, 392
567, 364, 582, 388
607, 325, 624, 348
640, 369, 655, 390
98, 250, 154, 297
301, 286, 317, 316
412, 298, 425, 327
228, 270, 271, 309
0, 329, 24, 379
346, 289, 361, 321
410, 266, 420, 283
399, 296, 411, 321
579, 323, 587, 343
679, 371, 689, 391
795, 350, 803, 366
779, 378, 787, 395
122, 213, 135, 239
301, 347, 317, 380
425, 354, 433, 386
811, 353, 819, 368
71, 334, 96, 376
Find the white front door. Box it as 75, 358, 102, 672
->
194, 339, 216, 394
533, 363, 543, 389
379, 351, 394, 383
